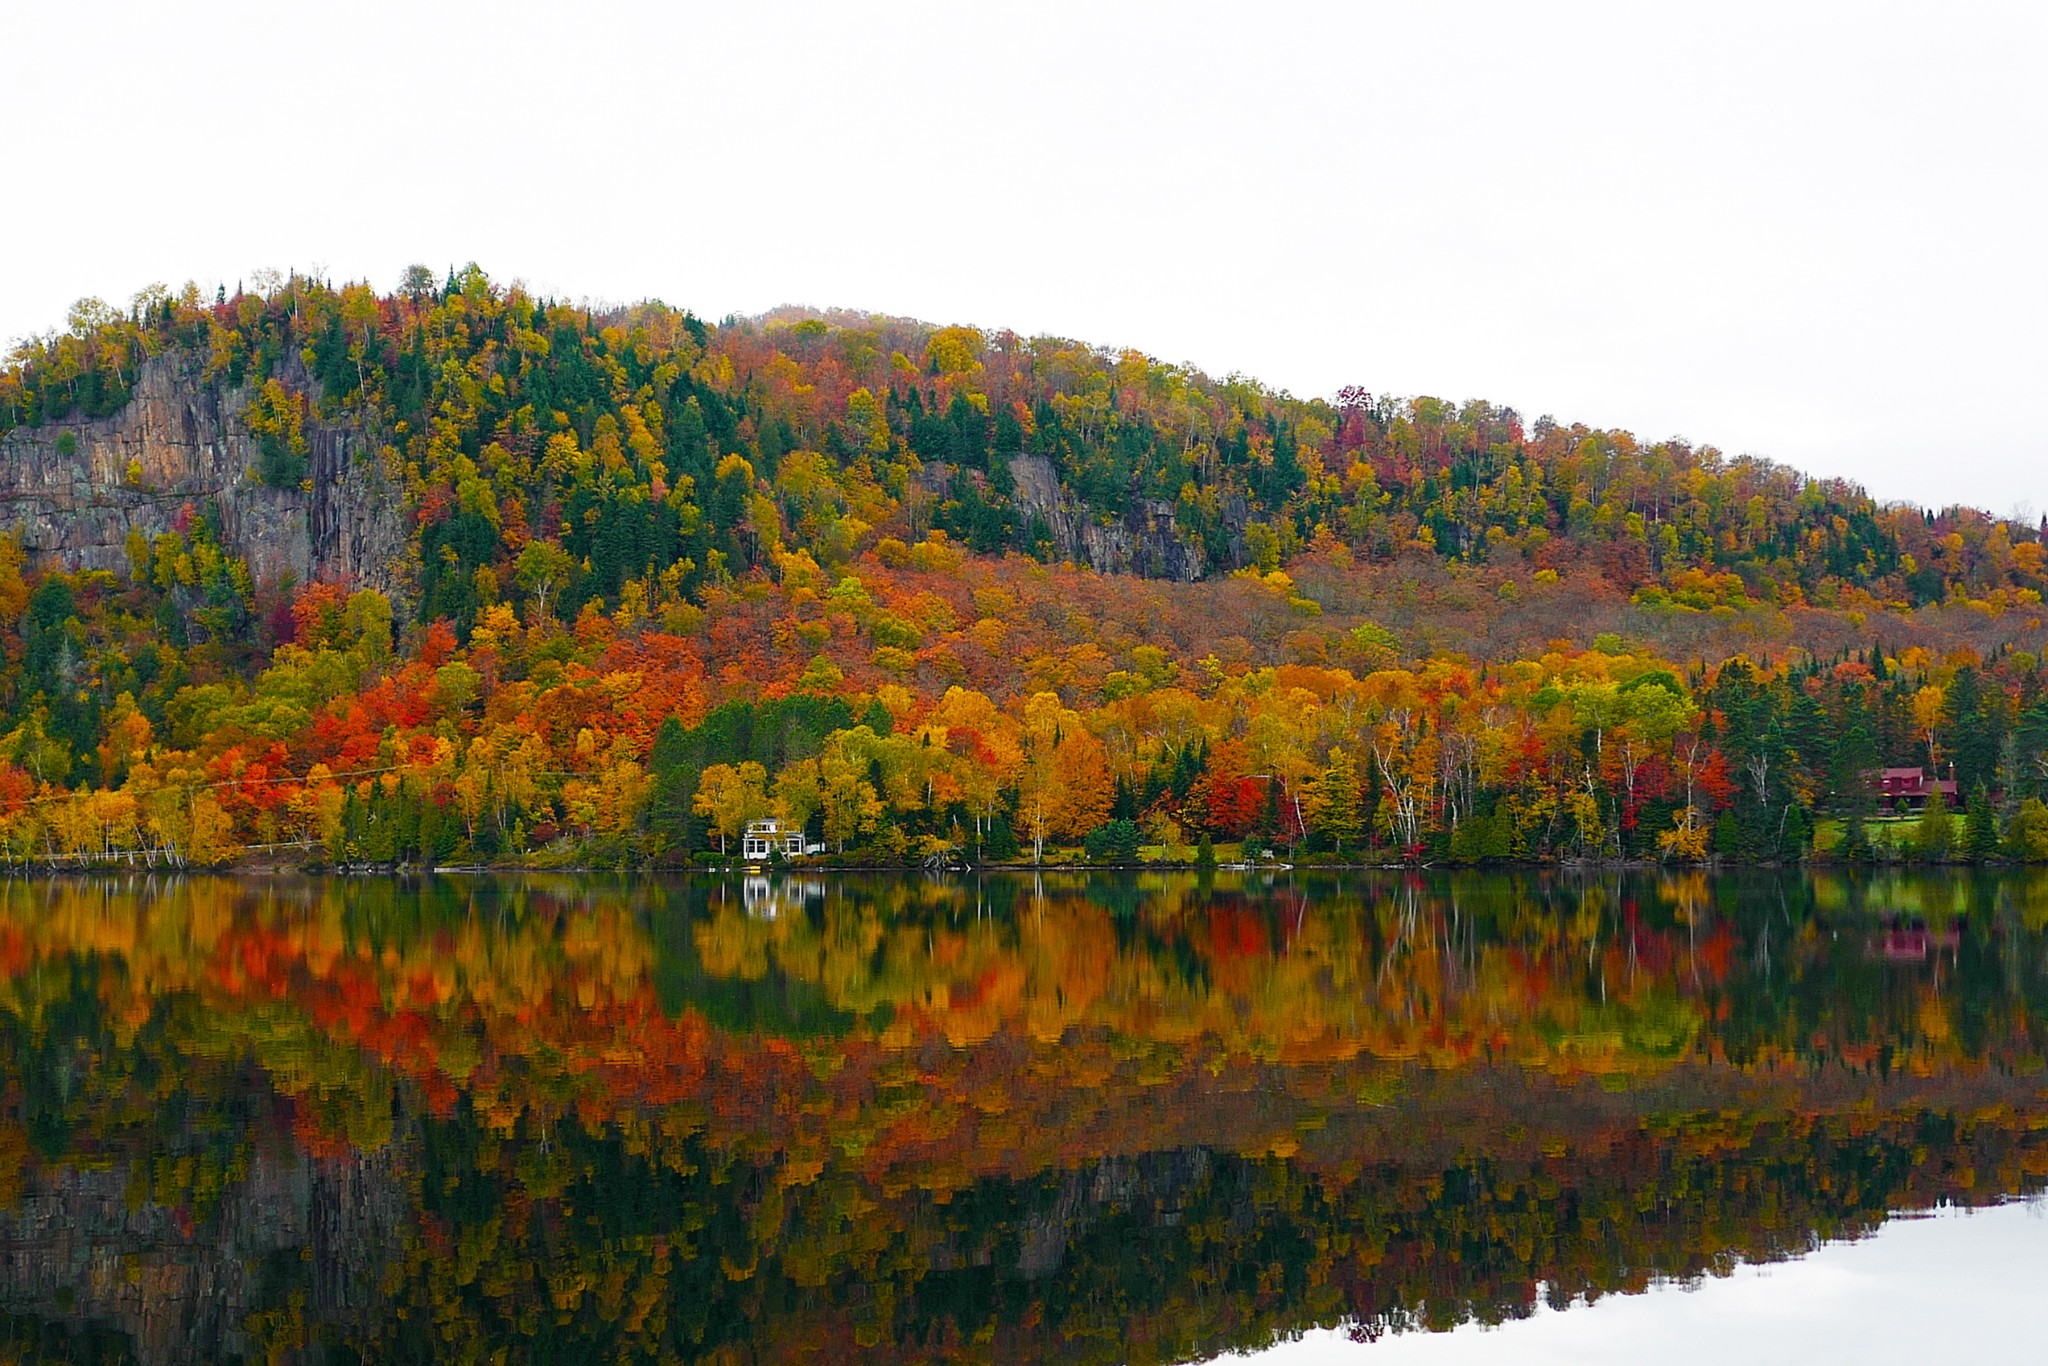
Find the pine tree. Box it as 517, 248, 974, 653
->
1964, 784, 2000, 861
645, 715, 695, 852
1713, 810, 1741, 857
983, 819, 1020, 861
1111, 775, 1138, 821
1944, 666, 2005, 792
1914, 784, 1955, 862
1843, 811, 1873, 863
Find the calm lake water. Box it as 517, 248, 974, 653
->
0, 870, 2042, 1364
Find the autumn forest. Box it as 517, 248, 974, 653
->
4, 267, 2048, 869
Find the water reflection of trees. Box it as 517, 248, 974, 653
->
0, 871, 2043, 1362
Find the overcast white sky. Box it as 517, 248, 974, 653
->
4, 1, 2044, 514
1230, 1198, 2048, 1365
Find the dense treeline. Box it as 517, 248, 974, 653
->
4, 269, 2048, 867
4, 546, 2048, 867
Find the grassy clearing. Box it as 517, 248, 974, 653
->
1813, 814, 1927, 853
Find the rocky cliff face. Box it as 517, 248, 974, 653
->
0, 1143, 410, 1364
1007, 455, 1240, 581
0, 352, 407, 595
0, 356, 1239, 599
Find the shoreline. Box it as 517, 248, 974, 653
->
0, 853, 2026, 877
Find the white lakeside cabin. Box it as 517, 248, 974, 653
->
742, 818, 823, 862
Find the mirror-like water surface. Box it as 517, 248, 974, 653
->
0, 871, 2043, 1364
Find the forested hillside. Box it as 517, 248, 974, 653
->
1, 267, 2046, 867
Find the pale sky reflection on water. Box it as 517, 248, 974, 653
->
1226, 1198, 2048, 1366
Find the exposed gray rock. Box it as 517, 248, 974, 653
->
1007, 455, 1236, 581
0, 352, 407, 597
0, 1141, 412, 1365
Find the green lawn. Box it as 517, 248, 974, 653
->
1813, 814, 1925, 852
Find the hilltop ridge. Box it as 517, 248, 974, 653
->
0, 267, 2045, 869
6, 268, 2037, 618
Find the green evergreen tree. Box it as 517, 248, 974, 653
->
1712, 810, 1741, 857
1083, 819, 1142, 864
1780, 803, 1814, 860
1944, 666, 2006, 793
645, 715, 695, 853
1842, 811, 1873, 863
1914, 784, 1955, 862
1964, 784, 2000, 861
2014, 698, 2048, 803
1110, 775, 1138, 821
982, 819, 1020, 862
1830, 699, 1879, 818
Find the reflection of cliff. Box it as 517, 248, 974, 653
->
3, 1043, 2044, 1365
0, 1144, 409, 1364
351, 1063, 2048, 1366
0, 352, 405, 591
0, 872, 2045, 1363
